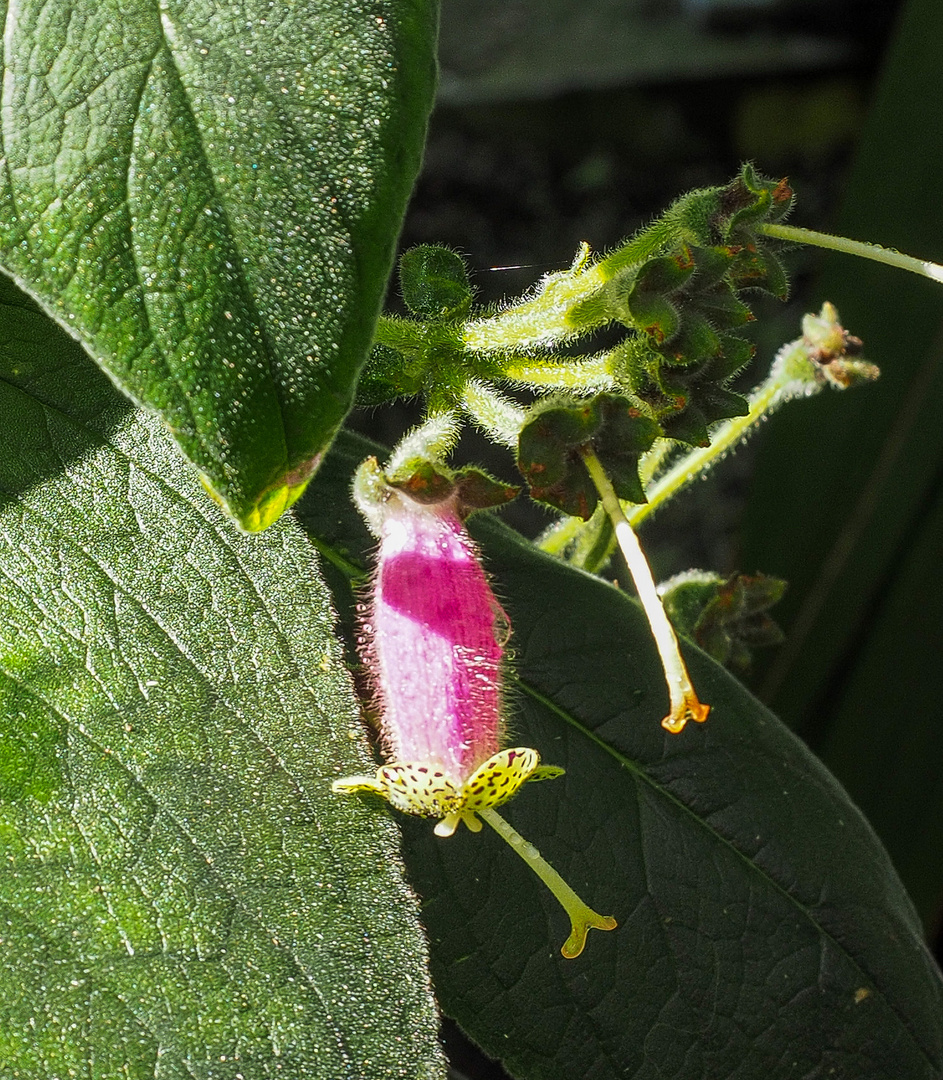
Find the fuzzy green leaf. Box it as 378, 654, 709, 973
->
0, 289, 445, 1078
0, 0, 437, 530
417, 517, 943, 1080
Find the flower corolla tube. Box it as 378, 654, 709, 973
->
333, 457, 616, 958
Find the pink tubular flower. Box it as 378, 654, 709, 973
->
334, 456, 616, 956
368, 485, 504, 783
335, 459, 544, 837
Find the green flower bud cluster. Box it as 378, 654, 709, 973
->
516, 395, 659, 520
358, 167, 795, 472
356, 168, 877, 536
658, 570, 787, 673
584, 165, 794, 445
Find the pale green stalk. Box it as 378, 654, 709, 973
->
387, 410, 461, 477
760, 223, 943, 284
580, 447, 710, 734
637, 438, 674, 490
503, 353, 614, 393
478, 807, 617, 959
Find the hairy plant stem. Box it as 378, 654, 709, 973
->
503, 353, 614, 393
478, 807, 617, 958
462, 243, 605, 352
579, 446, 710, 733
461, 381, 527, 448
760, 223, 943, 284
637, 438, 674, 490
627, 378, 780, 530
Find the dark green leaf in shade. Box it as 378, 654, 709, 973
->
0, 292, 445, 1077
0, 273, 135, 495
739, 0, 943, 934
417, 519, 943, 1080
300, 430, 943, 1080
0, 0, 438, 531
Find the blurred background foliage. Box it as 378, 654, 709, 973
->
347, 1, 943, 1074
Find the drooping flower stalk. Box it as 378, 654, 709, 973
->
540, 302, 876, 559
333, 456, 616, 957
625, 302, 877, 532
579, 445, 710, 734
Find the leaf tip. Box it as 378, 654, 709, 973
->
201, 457, 321, 532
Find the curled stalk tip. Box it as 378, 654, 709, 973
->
561, 911, 619, 959
662, 693, 711, 734
580, 446, 710, 734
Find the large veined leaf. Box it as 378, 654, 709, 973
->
301, 430, 943, 1080
0, 285, 446, 1078
0, 0, 437, 531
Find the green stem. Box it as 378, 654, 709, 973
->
462, 244, 607, 352
637, 438, 674, 490
760, 223, 943, 284
387, 410, 461, 478
373, 313, 424, 352
461, 381, 527, 448
478, 807, 616, 958
580, 447, 709, 733
503, 353, 614, 393
627, 378, 780, 529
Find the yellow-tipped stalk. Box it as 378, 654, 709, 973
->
580, 446, 709, 733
